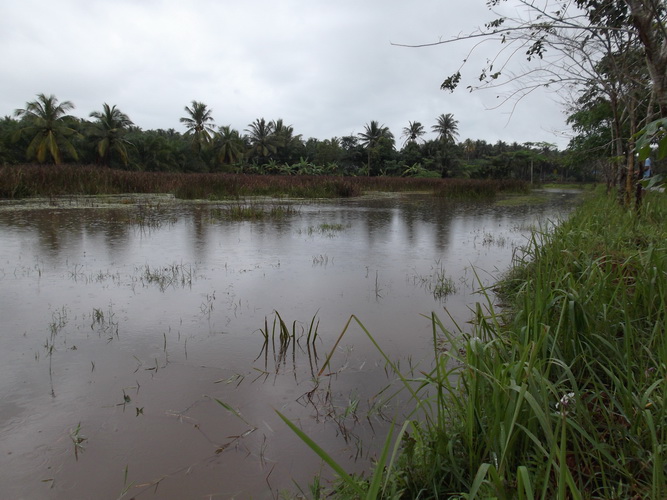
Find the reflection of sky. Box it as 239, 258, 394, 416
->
0, 193, 579, 374
0, 193, 580, 384
0, 192, 578, 498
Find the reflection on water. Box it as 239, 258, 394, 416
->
0, 191, 579, 499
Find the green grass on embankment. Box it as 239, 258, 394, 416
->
294, 187, 666, 499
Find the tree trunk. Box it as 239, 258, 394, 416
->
625, 0, 667, 118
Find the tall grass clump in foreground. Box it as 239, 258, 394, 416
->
286, 187, 666, 499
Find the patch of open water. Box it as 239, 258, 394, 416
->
0, 190, 579, 499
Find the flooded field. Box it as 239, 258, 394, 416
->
0, 190, 579, 499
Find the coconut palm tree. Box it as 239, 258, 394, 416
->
88, 103, 134, 166
401, 120, 426, 146
245, 118, 278, 164
14, 93, 79, 164
180, 101, 215, 152
270, 118, 303, 163
432, 113, 459, 144
214, 125, 245, 166
432, 113, 459, 177
358, 120, 394, 175
462, 138, 476, 160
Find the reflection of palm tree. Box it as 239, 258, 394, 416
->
14, 93, 79, 164
180, 101, 215, 152
215, 125, 245, 165
401, 120, 425, 146
246, 118, 278, 162
359, 120, 393, 175
89, 103, 134, 166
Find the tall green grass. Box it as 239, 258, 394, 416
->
286, 188, 666, 499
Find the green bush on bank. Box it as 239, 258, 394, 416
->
309, 187, 665, 499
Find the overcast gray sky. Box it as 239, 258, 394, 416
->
0, 0, 571, 148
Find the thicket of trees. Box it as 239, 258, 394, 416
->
429, 0, 666, 203
1, 95, 573, 182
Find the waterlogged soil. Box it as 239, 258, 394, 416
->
0, 190, 580, 499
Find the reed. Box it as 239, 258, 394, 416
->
284, 188, 666, 499
412, 261, 457, 300
69, 422, 87, 461
257, 311, 321, 375
1, 164, 530, 200
209, 203, 300, 221
137, 262, 194, 291
45, 306, 69, 397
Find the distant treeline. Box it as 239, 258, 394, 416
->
1, 94, 584, 182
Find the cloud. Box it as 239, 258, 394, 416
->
0, 0, 570, 148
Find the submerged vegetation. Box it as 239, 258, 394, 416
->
289, 188, 666, 499
209, 203, 300, 221
411, 261, 458, 301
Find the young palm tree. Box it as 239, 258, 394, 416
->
358, 120, 394, 175
180, 101, 215, 152
89, 103, 134, 166
14, 93, 79, 164
401, 120, 426, 146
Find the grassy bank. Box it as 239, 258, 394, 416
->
0, 164, 528, 200
297, 188, 666, 499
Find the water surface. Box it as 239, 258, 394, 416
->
0, 190, 579, 499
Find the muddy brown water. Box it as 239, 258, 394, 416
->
0, 190, 579, 499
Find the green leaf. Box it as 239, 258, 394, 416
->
275, 410, 366, 498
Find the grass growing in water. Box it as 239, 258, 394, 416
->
257, 311, 321, 376
137, 262, 195, 291
412, 261, 457, 300
284, 188, 666, 499
210, 203, 300, 221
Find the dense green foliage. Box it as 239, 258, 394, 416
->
438, 0, 667, 203
299, 188, 666, 498
1, 95, 575, 182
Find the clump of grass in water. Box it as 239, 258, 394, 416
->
90, 303, 119, 341
45, 306, 69, 396
299, 222, 349, 237
412, 261, 457, 300
257, 311, 320, 375
319, 222, 347, 232
281, 188, 667, 499
69, 422, 87, 460
210, 203, 299, 221
137, 262, 194, 291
